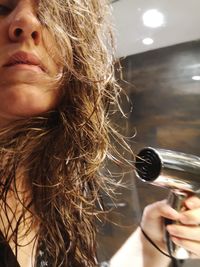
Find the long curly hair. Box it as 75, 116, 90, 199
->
0, 0, 131, 266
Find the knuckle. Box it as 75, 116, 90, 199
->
189, 214, 199, 224
185, 196, 200, 209
143, 205, 152, 218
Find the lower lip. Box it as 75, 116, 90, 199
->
4, 64, 44, 73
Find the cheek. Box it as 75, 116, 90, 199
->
43, 32, 62, 70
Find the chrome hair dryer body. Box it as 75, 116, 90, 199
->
135, 147, 200, 259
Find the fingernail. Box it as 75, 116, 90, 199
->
167, 225, 176, 234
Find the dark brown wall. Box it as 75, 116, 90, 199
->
98, 41, 200, 266
124, 40, 200, 154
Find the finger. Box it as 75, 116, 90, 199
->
143, 200, 179, 221
184, 196, 200, 210
179, 208, 200, 225
167, 224, 200, 242
171, 236, 200, 257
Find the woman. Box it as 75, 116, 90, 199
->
0, 0, 200, 266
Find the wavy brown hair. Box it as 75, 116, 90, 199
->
0, 0, 131, 266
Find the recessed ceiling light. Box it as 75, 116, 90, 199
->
143, 9, 164, 28
192, 76, 200, 80
142, 38, 154, 45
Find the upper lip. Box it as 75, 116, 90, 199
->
3, 51, 46, 72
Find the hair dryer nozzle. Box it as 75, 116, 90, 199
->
135, 147, 200, 192
135, 148, 162, 181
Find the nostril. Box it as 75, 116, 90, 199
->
14, 28, 23, 37
31, 31, 38, 40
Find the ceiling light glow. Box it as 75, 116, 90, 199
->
143, 9, 164, 28
192, 76, 200, 81
142, 38, 154, 45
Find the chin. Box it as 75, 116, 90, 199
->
0, 84, 59, 120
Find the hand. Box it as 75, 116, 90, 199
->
166, 195, 200, 258
140, 199, 179, 253
140, 196, 200, 258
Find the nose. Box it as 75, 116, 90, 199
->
8, 5, 41, 45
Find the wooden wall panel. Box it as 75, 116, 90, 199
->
98, 41, 200, 267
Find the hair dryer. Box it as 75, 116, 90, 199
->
135, 147, 200, 259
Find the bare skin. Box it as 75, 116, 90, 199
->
0, 0, 62, 126
111, 196, 200, 267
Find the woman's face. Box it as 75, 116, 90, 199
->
0, 0, 62, 125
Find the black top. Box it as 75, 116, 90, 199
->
0, 232, 110, 267
0, 231, 20, 267
0, 231, 48, 267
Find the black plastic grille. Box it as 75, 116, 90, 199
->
135, 148, 161, 181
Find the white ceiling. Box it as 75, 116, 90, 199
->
111, 0, 200, 57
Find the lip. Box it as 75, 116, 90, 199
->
4, 64, 45, 73
3, 51, 47, 73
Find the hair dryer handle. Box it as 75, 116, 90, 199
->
164, 191, 192, 259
